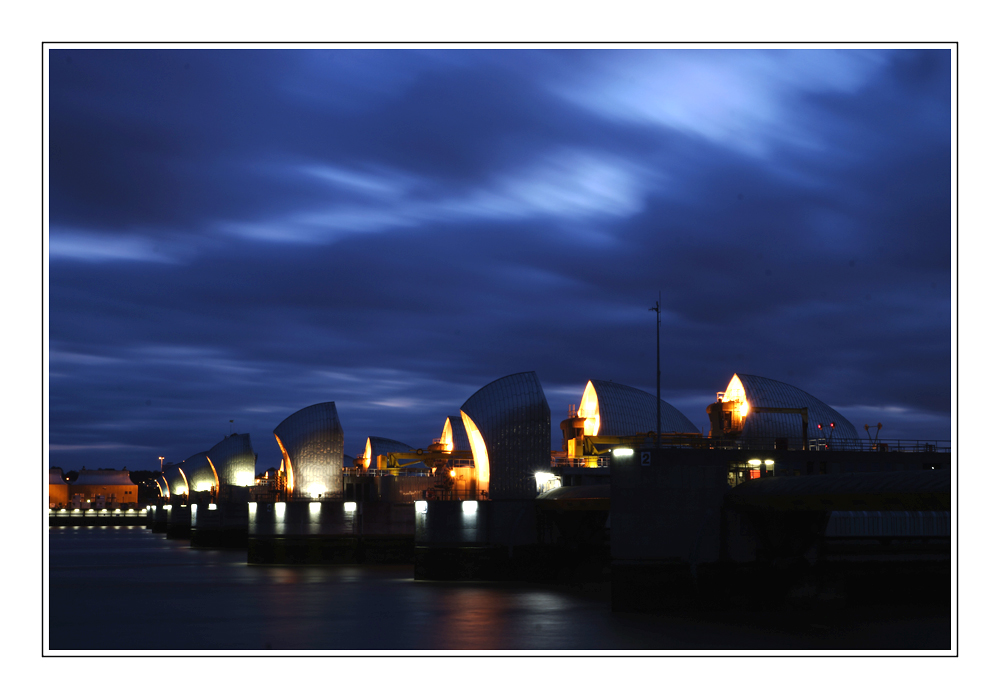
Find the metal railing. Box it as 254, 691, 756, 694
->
660, 437, 950, 453
550, 457, 610, 469
420, 488, 490, 501
809, 439, 950, 453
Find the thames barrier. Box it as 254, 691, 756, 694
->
49, 370, 950, 612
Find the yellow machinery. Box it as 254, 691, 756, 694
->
565, 433, 706, 465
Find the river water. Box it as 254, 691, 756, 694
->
47, 526, 951, 653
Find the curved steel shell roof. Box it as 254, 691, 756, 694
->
367, 437, 416, 461
443, 416, 471, 452
274, 402, 344, 499
207, 433, 257, 487
461, 371, 550, 500
589, 380, 698, 436
735, 373, 860, 448
181, 452, 216, 493
163, 463, 188, 498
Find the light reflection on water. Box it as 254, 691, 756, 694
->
47, 527, 948, 652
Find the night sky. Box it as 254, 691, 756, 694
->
46, 47, 953, 473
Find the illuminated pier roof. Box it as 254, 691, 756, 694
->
461, 371, 550, 500
181, 452, 216, 493
162, 462, 188, 499
720, 373, 860, 448
207, 433, 257, 488
578, 379, 698, 437
363, 437, 416, 470
273, 402, 344, 499
441, 415, 471, 453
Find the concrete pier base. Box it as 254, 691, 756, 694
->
413, 499, 545, 581
150, 504, 169, 532
165, 504, 191, 539
247, 500, 415, 564
191, 501, 249, 548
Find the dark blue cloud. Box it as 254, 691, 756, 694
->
47, 47, 953, 470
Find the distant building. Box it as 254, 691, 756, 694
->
49, 468, 69, 507
250, 467, 285, 502
66, 468, 137, 507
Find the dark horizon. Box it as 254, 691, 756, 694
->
46, 47, 954, 473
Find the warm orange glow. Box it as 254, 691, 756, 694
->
176, 468, 190, 496
363, 438, 373, 470
578, 381, 601, 436
461, 410, 489, 494
275, 434, 294, 496
723, 374, 750, 422
440, 418, 455, 452
205, 457, 221, 492
723, 374, 746, 403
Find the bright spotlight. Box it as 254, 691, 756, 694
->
535, 472, 554, 487
415, 501, 428, 514
612, 448, 634, 457
462, 501, 478, 514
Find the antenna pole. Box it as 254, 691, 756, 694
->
649, 293, 662, 450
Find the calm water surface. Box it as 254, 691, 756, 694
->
48, 527, 949, 652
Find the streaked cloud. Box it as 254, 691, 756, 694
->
552, 49, 890, 157
49, 229, 181, 264
46, 48, 952, 470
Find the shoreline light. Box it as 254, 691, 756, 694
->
415, 501, 428, 514
612, 447, 634, 457
462, 500, 478, 514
